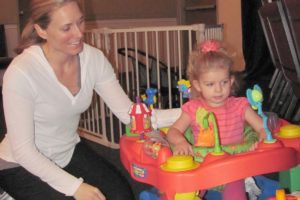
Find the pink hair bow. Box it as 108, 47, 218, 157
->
200, 40, 220, 53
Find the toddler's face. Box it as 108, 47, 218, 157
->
193, 68, 234, 107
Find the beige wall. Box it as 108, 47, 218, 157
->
0, 0, 18, 57
0, 0, 18, 24
217, 0, 245, 71
0, 0, 245, 66
84, 0, 176, 21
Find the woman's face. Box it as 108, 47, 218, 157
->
36, 2, 85, 56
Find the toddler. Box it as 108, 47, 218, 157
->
166, 40, 265, 200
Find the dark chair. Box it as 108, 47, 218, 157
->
276, 0, 300, 84
258, 2, 289, 115
258, 1, 300, 122
277, 0, 300, 122
258, 2, 300, 192
279, 0, 300, 76
258, 3, 285, 114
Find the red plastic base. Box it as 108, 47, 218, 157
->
120, 134, 300, 200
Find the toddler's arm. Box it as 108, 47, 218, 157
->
245, 107, 266, 141
166, 112, 194, 156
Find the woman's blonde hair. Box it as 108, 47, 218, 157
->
15, 0, 83, 54
187, 40, 241, 97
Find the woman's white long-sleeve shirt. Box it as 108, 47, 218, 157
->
0, 43, 181, 196
0, 43, 136, 196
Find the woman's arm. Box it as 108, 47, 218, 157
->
92, 49, 181, 127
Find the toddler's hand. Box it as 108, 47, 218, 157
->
173, 140, 194, 156
249, 141, 259, 151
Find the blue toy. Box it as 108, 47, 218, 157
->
139, 188, 161, 200
141, 88, 158, 109
246, 84, 276, 143
254, 176, 280, 200
177, 79, 191, 99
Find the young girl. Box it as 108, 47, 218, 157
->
166, 40, 265, 200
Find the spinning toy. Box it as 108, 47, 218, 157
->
128, 97, 152, 141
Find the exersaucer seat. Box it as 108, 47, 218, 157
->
184, 125, 260, 163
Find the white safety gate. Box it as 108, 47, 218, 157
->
79, 23, 223, 148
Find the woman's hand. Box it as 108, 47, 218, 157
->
74, 182, 106, 200
173, 140, 194, 156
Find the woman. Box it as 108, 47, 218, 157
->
0, 0, 180, 199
